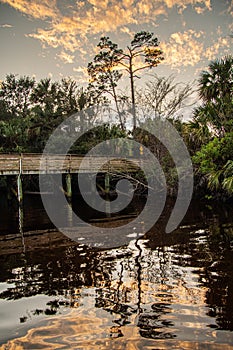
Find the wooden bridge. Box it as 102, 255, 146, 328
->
0, 153, 143, 204
0, 153, 141, 175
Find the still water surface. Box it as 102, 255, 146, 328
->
0, 194, 233, 349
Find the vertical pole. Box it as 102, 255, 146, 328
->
17, 156, 24, 238
105, 172, 110, 195
66, 173, 72, 200
18, 204, 24, 234
17, 157, 23, 205
105, 172, 111, 218
17, 175, 23, 204
67, 199, 73, 227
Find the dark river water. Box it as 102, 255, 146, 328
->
0, 193, 233, 349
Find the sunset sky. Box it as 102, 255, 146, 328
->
0, 0, 232, 85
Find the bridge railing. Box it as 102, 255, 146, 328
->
0, 154, 142, 175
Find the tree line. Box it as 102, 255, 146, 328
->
0, 31, 232, 196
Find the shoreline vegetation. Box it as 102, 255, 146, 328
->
0, 32, 232, 201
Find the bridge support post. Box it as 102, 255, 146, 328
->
18, 204, 24, 235
67, 200, 73, 227
17, 175, 23, 205
105, 172, 110, 194
105, 172, 111, 217
66, 173, 72, 200
17, 157, 23, 205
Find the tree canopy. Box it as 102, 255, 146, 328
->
88, 31, 164, 129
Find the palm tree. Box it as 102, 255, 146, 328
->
196, 55, 233, 134
199, 55, 233, 103
183, 110, 212, 154
208, 160, 233, 194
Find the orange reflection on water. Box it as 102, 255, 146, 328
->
2, 281, 233, 350
1, 208, 233, 350
2, 305, 233, 350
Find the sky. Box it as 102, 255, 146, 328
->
0, 0, 232, 86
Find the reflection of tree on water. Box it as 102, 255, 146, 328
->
0, 214, 233, 339
200, 216, 233, 331
137, 244, 176, 340
86, 239, 190, 340
138, 303, 175, 340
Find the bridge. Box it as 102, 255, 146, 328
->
0, 153, 141, 175
0, 153, 143, 203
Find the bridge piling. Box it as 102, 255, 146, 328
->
17, 175, 23, 204
65, 173, 72, 200
105, 173, 110, 194
17, 157, 23, 204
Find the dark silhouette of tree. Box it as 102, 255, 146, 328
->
88, 31, 164, 129
88, 37, 125, 129
0, 74, 35, 118
199, 56, 233, 104
0, 74, 109, 152
195, 55, 233, 134
191, 56, 233, 194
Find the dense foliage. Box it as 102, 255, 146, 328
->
190, 56, 233, 194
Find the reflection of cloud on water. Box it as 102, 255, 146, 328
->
3, 304, 233, 349
2, 237, 231, 348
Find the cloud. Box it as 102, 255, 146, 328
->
2, 0, 213, 51
194, 6, 206, 14
1, 0, 58, 19
1, 0, 225, 70
204, 37, 231, 61
163, 0, 211, 13
161, 27, 232, 71
57, 51, 75, 64
0, 23, 13, 28
120, 26, 133, 37
73, 66, 89, 83
228, 22, 233, 34
227, 1, 233, 16
161, 30, 205, 68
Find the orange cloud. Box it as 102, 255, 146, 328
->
164, 0, 211, 12
73, 66, 89, 82
1, 0, 58, 19
0, 23, 13, 28
24, 0, 211, 59
1, 0, 228, 74
57, 51, 75, 64
161, 30, 205, 68
204, 37, 231, 61
2, 0, 213, 47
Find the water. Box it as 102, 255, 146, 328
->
0, 194, 233, 349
